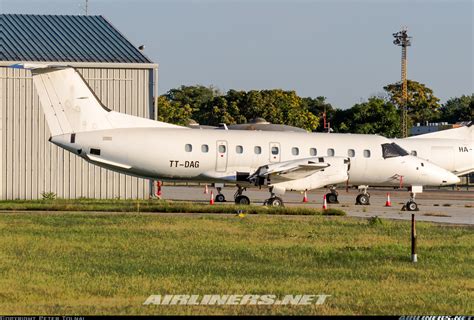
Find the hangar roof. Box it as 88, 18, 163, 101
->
0, 14, 152, 64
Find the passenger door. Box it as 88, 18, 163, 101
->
216, 140, 228, 172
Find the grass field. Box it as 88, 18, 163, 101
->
0, 199, 345, 216
0, 212, 472, 315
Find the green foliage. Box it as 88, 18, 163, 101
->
332, 97, 402, 138
159, 86, 320, 131
383, 80, 441, 123
0, 199, 344, 216
368, 216, 384, 226
163, 85, 220, 114
157, 96, 193, 126
301, 96, 336, 131
157, 81, 469, 135
436, 94, 473, 123
40, 192, 56, 200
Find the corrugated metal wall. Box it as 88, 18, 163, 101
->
0, 66, 154, 199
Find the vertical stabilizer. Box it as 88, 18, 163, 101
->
32, 67, 113, 135
10, 64, 185, 136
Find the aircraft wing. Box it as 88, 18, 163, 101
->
249, 157, 331, 183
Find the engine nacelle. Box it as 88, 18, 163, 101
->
269, 157, 350, 194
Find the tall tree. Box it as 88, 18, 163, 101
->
384, 80, 441, 124
437, 94, 474, 123
301, 96, 336, 131
332, 97, 402, 138
163, 85, 220, 114
156, 96, 192, 126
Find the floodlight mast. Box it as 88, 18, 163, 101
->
392, 27, 412, 138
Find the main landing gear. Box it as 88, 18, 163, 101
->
264, 187, 284, 207
214, 186, 226, 202
325, 186, 339, 204
234, 185, 251, 205
355, 185, 370, 205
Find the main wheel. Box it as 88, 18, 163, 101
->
267, 197, 284, 207
215, 194, 226, 202
235, 195, 250, 205
326, 193, 339, 204
356, 194, 370, 205
406, 201, 418, 211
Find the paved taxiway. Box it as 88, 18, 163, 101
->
158, 185, 474, 225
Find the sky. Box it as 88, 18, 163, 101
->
2, 0, 473, 109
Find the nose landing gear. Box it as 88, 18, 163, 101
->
403, 192, 419, 211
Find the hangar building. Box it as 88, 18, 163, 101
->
0, 14, 158, 199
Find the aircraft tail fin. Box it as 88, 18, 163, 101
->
408, 123, 473, 141
11, 64, 182, 136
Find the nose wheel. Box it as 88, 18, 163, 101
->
405, 201, 418, 211
402, 192, 419, 211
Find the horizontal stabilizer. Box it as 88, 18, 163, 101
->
408, 124, 473, 141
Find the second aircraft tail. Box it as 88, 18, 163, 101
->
407, 123, 473, 142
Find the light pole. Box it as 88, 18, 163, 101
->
393, 27, 412, 138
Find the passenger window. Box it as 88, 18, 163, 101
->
292, 147, 299, 156
219, 145, 226, 153
236, 145, 243, 154
327, 148, 335, 156
201, 144, 209, 153
271, 146, 279, 155
185, 144, 192, 152
411, 150, 417, 156
310, 148, 317, 156
348, 149, 355, 157
254, 146, 262, 154
364, 149, 371, 158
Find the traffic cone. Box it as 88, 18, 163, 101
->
204, 184, 209, 194
209, 190, 215, 205
302, 191, 308, 203
322, 194, 327, 210
385, 193, 392, 207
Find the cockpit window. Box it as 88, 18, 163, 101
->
382, 143, 409, 159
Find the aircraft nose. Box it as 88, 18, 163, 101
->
442, 172, 460, 185
421, 160, 460, 186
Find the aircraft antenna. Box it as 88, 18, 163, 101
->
392, 26, 412, 138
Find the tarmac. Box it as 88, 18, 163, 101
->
158, 185, 474, 225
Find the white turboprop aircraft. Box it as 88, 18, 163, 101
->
395, 125, 474, 177
322, 124, 474, 206
18, 65, 460, 211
